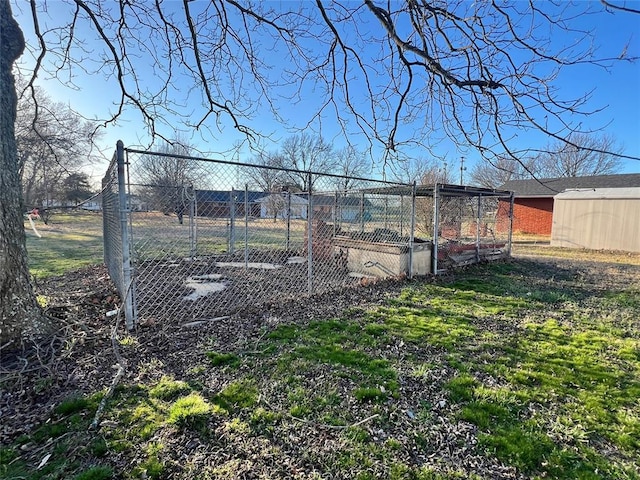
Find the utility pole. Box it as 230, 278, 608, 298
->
459, 157, 466, 185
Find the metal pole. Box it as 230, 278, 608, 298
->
384, 197, 389, 229
244, 184, 249, 269
409, 182, 417, 279
432, 183, 440, 275
360, 191, 365, 233
116, 141, 135, 330
286, 192, 291, 251
189, 185, 196, 260
229, 189, 235, 254
476, 196, 481, 263
507, 193, 515, 257
307, 172, 313, 295
333, 191, 338, 237
400, 195, 404, 237
193, 186, 198, 255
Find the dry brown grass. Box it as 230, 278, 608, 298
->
512, 243, 640, 266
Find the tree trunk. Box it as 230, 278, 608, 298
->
0, 0, 44, 347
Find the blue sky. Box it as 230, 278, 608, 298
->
12, 1, 640, 183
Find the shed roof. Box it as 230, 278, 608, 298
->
361, 183, 511, 198
499, 173, 640, 197
554, 187, 640, 200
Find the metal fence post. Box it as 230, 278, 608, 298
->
476, 196, 481, 262
244, 184, 249, 269
229, 189, 236, 254
286, 192, 291, 251
333, 191, 338, 236
384, 197, 389, 229
117, 141, 135, 330
409, 182, 417, 279
189, 185, 196, 260
360, 191, 365, 233
400, 195, 404, 237
432, 183, 440, 275
508, 192, 515, 257
307, 172, 314, 295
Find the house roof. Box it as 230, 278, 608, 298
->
196, 190, 266, 203
554, 187, 640, 200
499, 173, 640, 197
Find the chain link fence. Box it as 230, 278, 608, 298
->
103, 143, 512, 328
430, 184, 513, 273
101, 143, 135, 329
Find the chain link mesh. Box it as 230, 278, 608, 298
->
102, 151, 124, 297
114, 149, 420, 325
432, 186, 512, 273
102, 148, 512, 327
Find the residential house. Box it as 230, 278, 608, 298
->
195, 190, 264, 217
257, 193, 309, 220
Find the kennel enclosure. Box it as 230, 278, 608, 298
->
103, 142, 513, 329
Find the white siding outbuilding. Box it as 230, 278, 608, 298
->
257, 193, 308, 220
551, 188, 640, 253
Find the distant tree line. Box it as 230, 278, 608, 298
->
470, 133, 623, 189
244, 133, 371, 194
16, 76, 100, 209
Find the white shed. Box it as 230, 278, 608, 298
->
257, 193, 308, 220
551, 188, 640, 253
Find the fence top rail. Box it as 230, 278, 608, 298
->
361, 183, 512, 198
123, 146, 412, 189
436, 183, 513, 198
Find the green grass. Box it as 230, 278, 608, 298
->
6, 259, 640, 478
206, 351, 240, 368
0, 392, 110, 480
264, 260, 638, 478
26, 212, 104, 277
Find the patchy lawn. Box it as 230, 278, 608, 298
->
2, 253, 639, 479
25, 211, 104, 278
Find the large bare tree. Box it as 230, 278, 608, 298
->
535, 133, 623, 178
243, 151, 286, 193
16, 79, 99, 208
2, 0, 638, 344
470, 133, 623, 188
331, 146, 371, 193
137, 138, 200, 224
1, 0, 42, 345
277, 133, 336, 191
470, 156, 538, 189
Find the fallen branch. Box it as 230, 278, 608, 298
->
291, 413, 380, 430
90, 300, 128, 430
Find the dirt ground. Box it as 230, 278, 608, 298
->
1, 247, 639, 478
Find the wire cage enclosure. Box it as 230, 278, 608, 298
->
103, 142, 513, 329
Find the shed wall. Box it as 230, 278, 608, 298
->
551, 198, 640, 252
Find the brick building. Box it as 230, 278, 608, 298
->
498, 173, 640, 235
